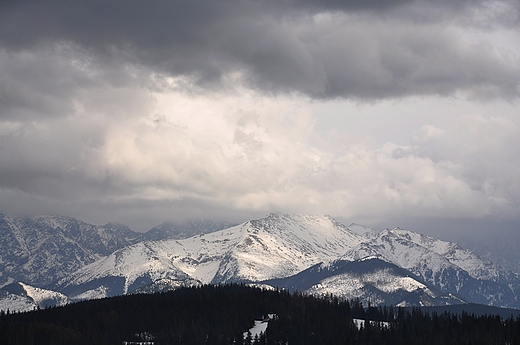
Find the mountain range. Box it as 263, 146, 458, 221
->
1, 213, 519, 313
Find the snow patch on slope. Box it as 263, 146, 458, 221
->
308, 268, 433, 304
72, 286, 109, 301
19, 282, 69, 307
0, 291, 36, 313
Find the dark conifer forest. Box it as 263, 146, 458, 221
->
1, 285, 520, 345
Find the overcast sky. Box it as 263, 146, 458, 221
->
0, 0, 519, 234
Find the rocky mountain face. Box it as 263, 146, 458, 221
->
0, 214, 138, 288
0, 214, 233, 290
1, 213, 520, 312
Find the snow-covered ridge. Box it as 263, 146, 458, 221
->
340, 227, 520, 308
308, 267, 432, 300
387, 228, 510, 281
0, 282, 69, 313
1, 212, 519, 311
18, 282, 69, 307
0, 291, 35, 313
55, 214, 365, 296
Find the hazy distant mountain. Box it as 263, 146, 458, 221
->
136, 219, 236, 241
456, 234, 520, 276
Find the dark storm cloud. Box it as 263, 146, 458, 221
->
0, 0, 411, 52
1, 0, 518, 100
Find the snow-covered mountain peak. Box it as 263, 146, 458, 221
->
0, 214, 139, 288
55, 213, 365, 296
53, 243, 193, 299
247, 213, 363, 247
388, 228, 455, 254
334, 225, 520, 308
208, 213, 365, 284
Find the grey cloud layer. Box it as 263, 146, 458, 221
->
1, 0, 520, 230
1, 0, 518, 100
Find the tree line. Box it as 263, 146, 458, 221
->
1, 284, 520, 344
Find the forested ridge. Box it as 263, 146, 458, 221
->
1, 284, 520, 344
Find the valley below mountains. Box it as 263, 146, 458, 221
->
1, 213, 519, 313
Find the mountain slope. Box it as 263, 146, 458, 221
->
0, 282, 69, 312
0, 214, 139, 287
386, 228, 509, 281
210, 213, 364, 284
55, 240, 200, 297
